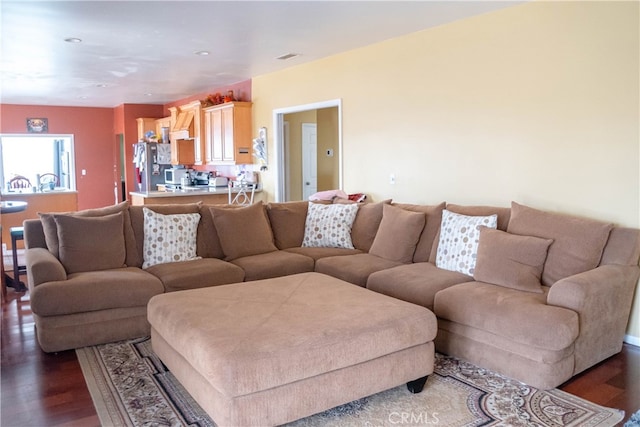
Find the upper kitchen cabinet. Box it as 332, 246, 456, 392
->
168, 101, 204, 165
137, 118, 157, 141
203, 102, 252, 165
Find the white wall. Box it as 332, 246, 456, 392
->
252, 1, 640, 341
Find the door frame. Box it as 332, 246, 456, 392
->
273, 99, 342, 202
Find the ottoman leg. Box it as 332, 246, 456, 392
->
407, 375, 429, 393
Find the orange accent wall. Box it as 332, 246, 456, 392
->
1, 104, 115, 210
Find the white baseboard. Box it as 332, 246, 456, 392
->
624, 334, 640, 347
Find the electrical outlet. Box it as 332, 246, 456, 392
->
326, 149, 334, 157
389, 173, 396, 185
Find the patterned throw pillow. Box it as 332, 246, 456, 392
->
302, 202, 359, 249
142, 207, 201, 268
436, 209, 498, 276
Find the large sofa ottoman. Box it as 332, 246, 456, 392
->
148, 272, 437, 426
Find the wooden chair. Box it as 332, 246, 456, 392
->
8, 175, 31, 190
39, 173, 60, 190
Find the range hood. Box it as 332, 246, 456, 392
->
170, 109, 195, 140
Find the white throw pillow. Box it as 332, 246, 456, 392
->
302, 202, 359, 249
142, 207, 201, 268
435, 209, 498, 276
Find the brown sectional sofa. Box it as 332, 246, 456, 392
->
23, 198, 640, 390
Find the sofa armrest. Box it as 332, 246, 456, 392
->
547, 264, 640, 374
25, 248, 67, 288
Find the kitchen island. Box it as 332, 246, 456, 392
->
129, 185, 263, 206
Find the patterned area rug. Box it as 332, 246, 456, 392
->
76, 337, 624, 427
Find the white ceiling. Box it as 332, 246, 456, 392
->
1, 1, 518, 108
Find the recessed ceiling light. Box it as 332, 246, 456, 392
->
96, 84, 107, 88
194, 50, 210, 56
276, 53, 300, 60
144, 93, 153, 97
78, 95, 88, 99
64, 37, 82, 43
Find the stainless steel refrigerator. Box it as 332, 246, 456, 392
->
133, 142, 172, 192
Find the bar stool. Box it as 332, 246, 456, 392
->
228, 182, 255, 206
10, 226, 26, 288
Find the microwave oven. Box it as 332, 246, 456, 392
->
164, 168, 190, 185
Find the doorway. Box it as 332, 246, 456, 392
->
302, 123, 317, 200
273, 99, 342, 202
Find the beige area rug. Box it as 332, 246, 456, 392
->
76, 337, 624, 427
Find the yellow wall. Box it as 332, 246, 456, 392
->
317, 107, 339, 191
252, 1, 640, 341
284, 110, 316, 200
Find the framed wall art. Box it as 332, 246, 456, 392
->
26, 118, 48, 133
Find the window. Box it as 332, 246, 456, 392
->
0, 134, 76, 192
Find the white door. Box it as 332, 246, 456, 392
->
302, 123, 317, 200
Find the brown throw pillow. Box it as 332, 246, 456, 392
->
369, 204, 426, 263
473, 227, 553, 293
54, 212, 126, 274
210, 202, 277, 260
392, 202, 446, 263
266, 201, 309, 249
507, 202, 613, 286
350, 199, 392, 252
39, 201, 136, 265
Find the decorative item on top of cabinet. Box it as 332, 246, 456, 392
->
155, 117, 171, 143
203, 102, 253, 165
137, 118, 157, 142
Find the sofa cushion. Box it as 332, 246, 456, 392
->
367, 262, 471, 310
142, 208, 201, 268
144, 258, 245, 292
130, 204, 202, 267
434, 282, 579, 351
40, 201, 138, 267
54, 212, 126, 274
350, 199, 391, 252
266, 201, 309, 249
369, 204, 425, 263
284, 246, 362, 261
315, 253, 403, 287
230, 251, 314, 282
30, 267, 164, 316
507, 202, 613, 286
210, 202, 277, 261
435, 210, 498, 276
474, 227, 553, 293
302, 202, 358, 249
392, 202, 445, 263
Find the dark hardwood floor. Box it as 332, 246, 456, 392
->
2, 286, 639, 426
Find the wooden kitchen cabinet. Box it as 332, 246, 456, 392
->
203, 102, 252, 165
171, 139, 195, 165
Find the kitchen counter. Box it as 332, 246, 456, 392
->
0, 191, 78, 250
1, 189, 78, 196
129, 185, 262, 206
